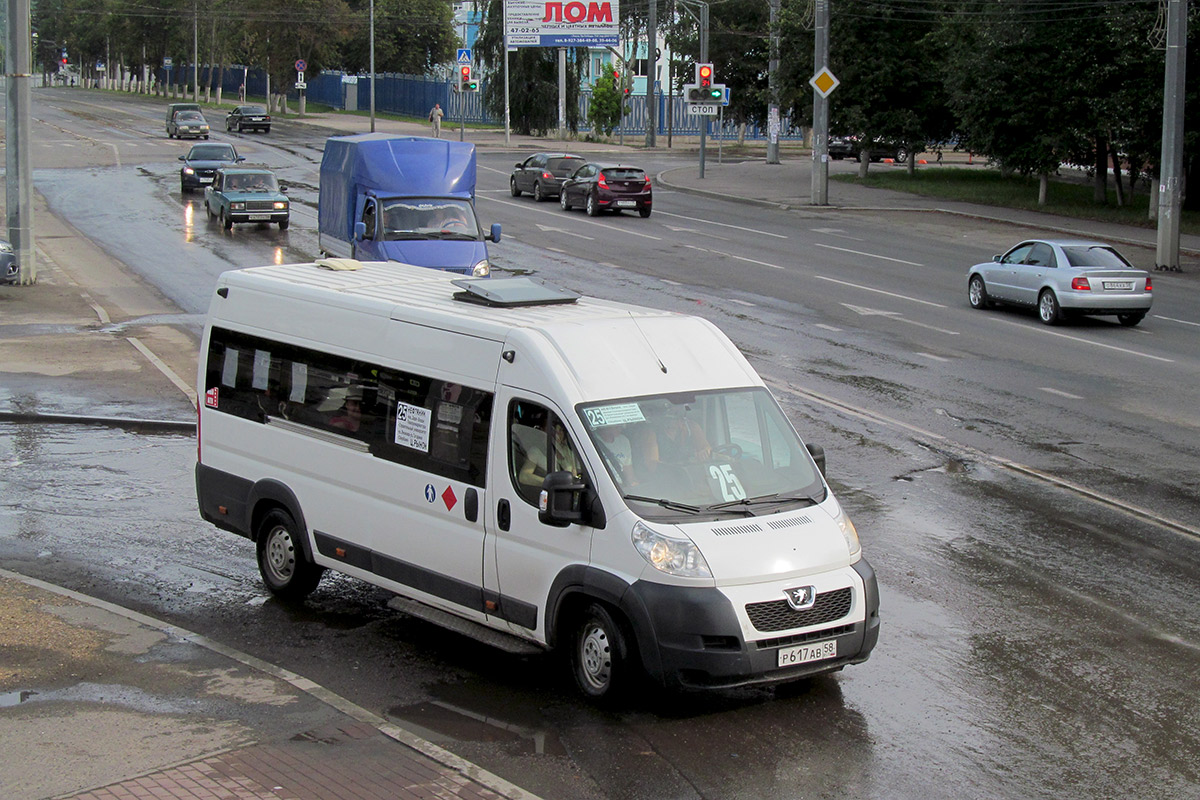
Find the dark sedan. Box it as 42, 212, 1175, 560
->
226, 105, 271, 133
1, 238, 17, 284
510, 152, 586, 201
559, 162, 652, 217
178, 142, 244, 193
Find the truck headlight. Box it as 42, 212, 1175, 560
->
632, 521, 711, 578
472, 259, 490, 277
834, 505, 862, 562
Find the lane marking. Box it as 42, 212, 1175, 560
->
683, 244, 785, 270
654, 209, 788, 239
662, 223, 728, 241
916, 352, 951, 362
813, 241, 923, 266
989, 317, 1175, 363
480, 195, 662, 240
817, 275, 947, 308
729, 298, 756, 307
1154, 314, 1200, 327
1040, 387, 1084, 400
127, 337, 197, 404
815, 323, 843, 332
535, 223, 593, 240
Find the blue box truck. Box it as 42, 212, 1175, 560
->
318, 133, 500, 276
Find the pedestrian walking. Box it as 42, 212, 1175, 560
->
429, 103, 444, 138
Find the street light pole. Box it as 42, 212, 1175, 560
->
370, 0, 376, 132
1155, 0, 1185, 272
5, 0, 36, 283
810, 0, 829, 205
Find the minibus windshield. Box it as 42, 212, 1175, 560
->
579, 387, 825, 517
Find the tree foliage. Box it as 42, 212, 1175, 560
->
589, 67, 625, 136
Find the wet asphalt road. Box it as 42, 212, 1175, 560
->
3, 90, 1200, 799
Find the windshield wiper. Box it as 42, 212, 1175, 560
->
708, 493, 819, 511
622, 494, 704, 514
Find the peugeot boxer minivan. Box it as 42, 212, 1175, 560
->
195, 260, 879, 700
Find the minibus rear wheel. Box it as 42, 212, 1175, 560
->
256, 508, 324, 600
571, 602, 632, 702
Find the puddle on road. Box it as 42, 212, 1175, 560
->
0, 689, 39, 707
387, 698, 569, 756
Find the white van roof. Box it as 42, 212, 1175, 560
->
211, 260, 762, 401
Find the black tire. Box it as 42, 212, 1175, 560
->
1117, 312, 1145, 327
1038, 289, 1061, 325
510, 177, 521, 197
560, 189, 571, 211
639, 207, 651, 218
226, 121, 232, 132
262, 127, 270, 134
571, 602, 633, 702
894, 148, 908, 164
278, 218, 289, 231
534, 182, 545, 202
203, 134, 209, 140
205, 201, 213, 219
968, 275, 990, 309
181, 183, 190, 194
256, 508, 324, 600
237, 122, 244, 133
221, 209, 233, 231
586, 193, 601, 217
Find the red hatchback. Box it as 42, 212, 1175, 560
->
559, 163, 652, 218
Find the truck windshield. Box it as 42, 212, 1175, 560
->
578, 387, 826, 519
381, 199, 480, 241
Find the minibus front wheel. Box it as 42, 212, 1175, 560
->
571, 602, 633, 702
256, 508, 324, 600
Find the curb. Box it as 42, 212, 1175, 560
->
0, 567, 544, 800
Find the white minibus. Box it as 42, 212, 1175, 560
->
196, 260, 879, 700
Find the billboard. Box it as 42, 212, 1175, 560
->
505, 0, 620, 47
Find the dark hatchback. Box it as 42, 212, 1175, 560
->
510, 152, 586, 201
226, 104, 271, 133
179, 142, 245, 193
559, 162, 652, 217
1, 238, 17, 283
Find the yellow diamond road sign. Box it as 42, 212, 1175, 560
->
810, 67, 839, 98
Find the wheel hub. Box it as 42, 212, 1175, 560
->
580, 624, 611, 689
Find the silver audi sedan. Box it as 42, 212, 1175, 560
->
967, 239, 1153, 326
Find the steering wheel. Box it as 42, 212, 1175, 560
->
711, 443, 742, 460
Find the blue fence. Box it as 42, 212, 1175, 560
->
198, 66, 805, 140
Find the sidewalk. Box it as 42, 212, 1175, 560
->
0, 569, 539, 800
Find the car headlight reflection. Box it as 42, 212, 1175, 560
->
632, 521, 711, 578
834, 504, 862, 562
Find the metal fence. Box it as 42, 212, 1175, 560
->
217, 67, 807, 140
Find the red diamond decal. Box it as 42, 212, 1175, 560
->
441, 485, 457, 511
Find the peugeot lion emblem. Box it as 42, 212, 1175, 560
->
784, 586, 817, 611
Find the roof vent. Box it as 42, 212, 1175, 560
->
452, 276, 579, 307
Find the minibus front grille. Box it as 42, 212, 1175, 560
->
753, 623, 856, 650
745, 587, 853, 632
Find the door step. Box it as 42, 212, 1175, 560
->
386, 595, 546, 656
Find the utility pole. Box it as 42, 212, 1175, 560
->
698, 3, 708, 179
192, 0, 199, 102
1155, 0, 1186, 272
765, 0, 780, 164
369, 0, 376, 131
6, 0, 36, 283
810, 0, 829, 205
645, 0, 657, 148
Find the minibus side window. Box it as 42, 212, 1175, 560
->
509, 400, 584, 507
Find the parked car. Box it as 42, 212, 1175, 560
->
967, 239, 1153, 326
226, 105, 271, 134
179, 142, 244, 193
828, 135, 907, 163
1, 238, 18, 284
204, 168, 289, 230
167, 110, 210, 140
559, 162, 652, 217
164, 102, 200, 136
510, 152, 586, 201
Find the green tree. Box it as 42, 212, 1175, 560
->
588, 66, 624, 136
336, 0, 456, 75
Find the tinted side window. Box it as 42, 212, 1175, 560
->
508, 400, 583, 507
204, 327, 492, 486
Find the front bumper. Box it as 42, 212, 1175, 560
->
624, 558, 880, 691
229, 211, 289, 224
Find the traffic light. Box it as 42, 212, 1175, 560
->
697, 63, 713, 89
459, 64, 478, 92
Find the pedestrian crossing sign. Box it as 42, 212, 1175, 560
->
457, 49, 472, 65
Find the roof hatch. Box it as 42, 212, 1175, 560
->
452, 276, 579, 307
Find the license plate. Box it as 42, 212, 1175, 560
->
777, 639, 837, 668
1103, 280, 1134, 290
616, 200, 637, 207
248, 214, 271, 221
199, 178, 213, 183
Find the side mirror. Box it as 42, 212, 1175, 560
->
538, 471, 591, 527
280, 186, 288, 194
992, 254, 1001, 263
178, 155, 186, 161
354, 221, 367, 241
488, 223, 501, 243
806, 443, 826, 477
236, 156, 246, 163
514, 162, 523, 169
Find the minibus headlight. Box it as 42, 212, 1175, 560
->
472, 259, 490, 277
632, 521, 711, 578
835, 505, 862, 562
